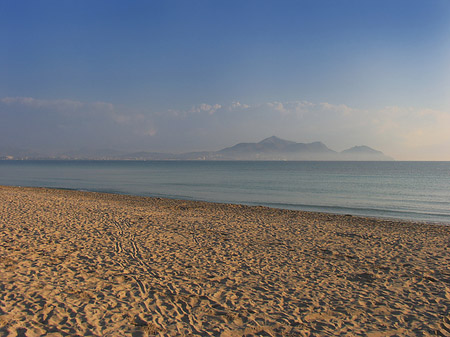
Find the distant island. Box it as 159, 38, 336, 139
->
1, 136, 394, 161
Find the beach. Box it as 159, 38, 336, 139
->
1, 186, 450, 336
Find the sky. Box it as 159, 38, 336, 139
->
1, 0, 450, 160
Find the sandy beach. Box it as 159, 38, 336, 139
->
1, 186, 449, 336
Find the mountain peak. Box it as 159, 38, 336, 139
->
258, 136, 295, 146
342, 145, 382, 155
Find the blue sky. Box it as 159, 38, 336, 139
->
1, 0, 450, 159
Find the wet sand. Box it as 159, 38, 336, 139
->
1, 185, 450, 336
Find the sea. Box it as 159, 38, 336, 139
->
0, 160, 449, 224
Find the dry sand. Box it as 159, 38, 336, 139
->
1, 186, 450, 336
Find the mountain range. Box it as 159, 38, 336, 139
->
1, 136, 394, 161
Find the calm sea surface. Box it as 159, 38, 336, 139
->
1, 160, 449, 224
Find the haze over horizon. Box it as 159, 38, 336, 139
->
1, 1, 450, 161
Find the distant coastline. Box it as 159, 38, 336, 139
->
0, 136, 393, 161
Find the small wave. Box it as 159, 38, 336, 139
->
245, 201, 450, 224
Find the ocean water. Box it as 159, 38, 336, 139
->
0, 160, 449, 224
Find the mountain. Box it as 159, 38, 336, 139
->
218, 136, 338, 160
341, 146, 394, 161
215, 136, 393, 160
0, 136, 394, 161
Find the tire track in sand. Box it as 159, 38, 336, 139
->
111, 220, 124, 254
111, 219, 156, 297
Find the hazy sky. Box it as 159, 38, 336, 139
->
1, 0, 449, 160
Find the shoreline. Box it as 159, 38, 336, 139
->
2, 184, 449, 226
1, 160, 449, 225
1, 185, 450, 336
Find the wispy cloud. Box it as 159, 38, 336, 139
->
1, 97, 85, 111
229, 102, 250, 111
0, 97, 156, 153
190, 103, 222, 115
